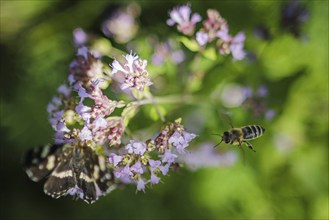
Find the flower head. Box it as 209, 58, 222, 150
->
167, 4, 201, 36
102, 4, 140, 43
126, 140, 146, 155
69, 47, 104, 86
111, 52, 152, 91
217, 31, 246, 61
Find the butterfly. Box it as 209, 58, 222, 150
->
22, 144, 115, 204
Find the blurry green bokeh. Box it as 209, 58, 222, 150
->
0, 1, 328, 219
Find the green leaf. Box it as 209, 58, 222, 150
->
202, 48, 217, 61
179, 36, 200, 52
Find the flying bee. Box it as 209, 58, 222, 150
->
213, 125, 265, 152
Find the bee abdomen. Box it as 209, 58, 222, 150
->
242, 125, 265, 140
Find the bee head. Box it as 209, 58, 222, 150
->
222, 131, 231, 143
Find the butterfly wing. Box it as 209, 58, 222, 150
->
22, 144, 63, 182
76, 147, 115, 204
43, 150, 76, 199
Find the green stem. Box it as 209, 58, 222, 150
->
130, 94, 204, 107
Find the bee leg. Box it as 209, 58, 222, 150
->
238, 141, 246, 164
244, 141, 256, 152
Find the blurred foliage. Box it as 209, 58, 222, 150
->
0, 0, 328, 220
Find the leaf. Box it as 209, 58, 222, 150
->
179, 36, 200, 52
121, 104, 138, 126
202, 48, 217, 61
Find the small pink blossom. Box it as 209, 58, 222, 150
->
217, 31, 246, 60
89, 84, 124, 119
149, 159, 161, 172
56, 121, 70, 132
159, 163, 170, 175
161, 149, 178, 163
150, 173, 160, 184
196, 31, 209, 46
111, 52, 152, 91
69, 47, 104, 85
125, 140, 146, 155
130, 161, 144, 174
167, 4, 201, 36
230, 32, 246, 60
136, 178, 146, 192
57, 85, 71, 97
79, 126, 92, 141
116, 165, 133, 179
169, 131, 196, 154
109, 153, 123, 166
75, 102, 91, 122
73, 27, 87, 46
93, 116, 108, 130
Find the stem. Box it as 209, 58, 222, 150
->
130, 94, 203, 107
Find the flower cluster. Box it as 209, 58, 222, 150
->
167, 4, 201, 36
47, 44, 196, 193
108, 119, 196, 191
242, 85, 276, 120
167, 5, 246, 60
48, 48, 126, 147
111, 52, 152, 92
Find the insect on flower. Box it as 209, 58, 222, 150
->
22, 144, 116, 204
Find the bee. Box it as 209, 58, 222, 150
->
213, 125, 265, 152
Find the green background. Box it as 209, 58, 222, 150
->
0, 1, 328, 219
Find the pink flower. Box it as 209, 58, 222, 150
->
57, 84, 71, 97
125, 140, 146, 155
92, 116, 108, 130
196, 31, 209, 46
73, 27, 87, 46
161, 149, 178, 163
56, 121, 70, 133
159, 163, 170, 175
149, 159, 161, 172
130, 161, 144, 174
69, 47, 104, 86
168, 131, 196, 154
167, 4, 201, 36
217, 31, 246, 61
230, 32, 246, 60
136, 178, 146, 192
150, 173, 160, 184
108, 153, 123, 166
75, 102, 91, 122
90, 83, 123, 118
116, 165, 133, 180
111, 52, 152, 91
79, 126, 92, 141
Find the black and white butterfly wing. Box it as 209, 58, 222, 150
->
43, 148, 76, 199
22, 144, 63, 182
76, 147, 115, 204
23, 144, 115, 204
